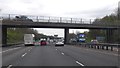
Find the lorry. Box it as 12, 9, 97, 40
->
24, 34, 34, 46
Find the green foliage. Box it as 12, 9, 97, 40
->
88, 10, 120, 43
7, 28, 38, 43
7, 28, 54, 44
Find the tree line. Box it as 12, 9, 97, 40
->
88, 9, 120, 43
7, 28, 55, 43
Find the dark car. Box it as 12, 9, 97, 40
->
13, 15, 33, 22
40, 40, 47, 46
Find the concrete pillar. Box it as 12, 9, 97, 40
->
2, 26, 7, 47
64, 28, 69, 44
106, 29, 113, 43
0, 19, 2, 67
0, 25, 2, 68
0, 25, 2, 47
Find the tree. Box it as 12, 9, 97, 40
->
7, 28, 39, 43
88, 7, 120, 43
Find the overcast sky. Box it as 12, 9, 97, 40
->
0, 0, 119, 37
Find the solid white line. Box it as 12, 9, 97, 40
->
7, 64, 12, 68
76, 61, 84, 66
0, 47, 21, 53
22, 53, 27, 57
61, 52, 64, 55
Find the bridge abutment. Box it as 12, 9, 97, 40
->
2, 26, 7, 47
106, 29, 113, 43
64, 28, 69, 44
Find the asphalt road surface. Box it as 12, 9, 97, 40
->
1, 44, 119, 67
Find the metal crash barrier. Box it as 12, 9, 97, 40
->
70, 43, 120, 51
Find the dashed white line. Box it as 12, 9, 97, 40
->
61, 52, 65, 55
22, 53, 27, 57
0, 47, 21, 53
7, 64, 12, 68
76, 61, 84, 66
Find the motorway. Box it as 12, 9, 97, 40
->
1, 44, 119, 67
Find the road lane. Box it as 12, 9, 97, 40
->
2, 45, 119, 66
1, 47, 21, 53
2, 44, 24, 51
56, 45, 118, 66
15, 46, 79, 66
2, 46, 34, 66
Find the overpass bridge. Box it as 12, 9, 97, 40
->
0, 14, 119, 46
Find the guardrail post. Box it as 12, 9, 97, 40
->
91, 45, 93, 48
106, 46, 108, 50
102, 46, 104, 50
97, 45, 99, 49
110, 46, 113, 51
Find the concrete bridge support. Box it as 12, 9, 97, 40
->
64, 28, 69, 44
2, 26, 7, 47
106, 29, 113, 43
0, 25, 2, 47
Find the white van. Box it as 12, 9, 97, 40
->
24, 34, 34, 46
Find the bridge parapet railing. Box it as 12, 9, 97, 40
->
0, 14, 95, 24
1, 14, 119, 26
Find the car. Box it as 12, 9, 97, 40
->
40, 40, 47, 46
13, 15, 33, 22
91, 40, 99, 44
34, 41, 40, 46
55, 42, 64, 46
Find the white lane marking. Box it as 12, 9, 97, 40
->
22, 53, 27, 57
76, 61, 84, 66
61, 52, 64, 55
56, 49, 57, 50
0, 47, 21, 53
7, 64, 12, 68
